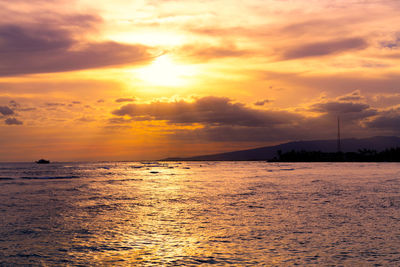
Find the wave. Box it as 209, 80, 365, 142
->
20, 175, 80, 180
131, 165, 144, 169
98, 166, 110, 170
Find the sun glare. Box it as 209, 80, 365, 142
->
136, 55, 196, 86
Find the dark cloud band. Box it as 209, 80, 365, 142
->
112, 96, 299, 127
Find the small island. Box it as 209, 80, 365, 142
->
36, 159, 50, 164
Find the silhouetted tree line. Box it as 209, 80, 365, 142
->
269, 147, 400, 162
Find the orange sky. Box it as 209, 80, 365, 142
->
1, 0, 400, 161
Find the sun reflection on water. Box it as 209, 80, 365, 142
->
2, 162, 400, 265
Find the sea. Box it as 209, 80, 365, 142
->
0, 161, 399, 266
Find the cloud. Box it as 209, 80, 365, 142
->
282, 37, 367, 59
45, 102, 65, 107
366, 107, 400, 132
5, 117, 23, 125
0, 16, 153, 76
189, 26, 248, 38
109, 94, 388, 142
310, 101, 370, 114
368, 116, 400, 131
115, 98, 135, 103
371, 93, 400, 108
309, 100, 377, 123
170, 125, 307, 143
188, 18, 348, 42
337, 90, 363, 102
178, 43, 250, 61
187, 16, 371, 63
380, 33, 400, 49
254, 99, 272, 106
279, 18, 347, 38
20, 108, 37, 112
108, 117, 134, 124
112, 96, 299, 127
76, 116, 95, 123
259, 70, 400, 96
9, 100, 20, 109
0, 106, 14, 116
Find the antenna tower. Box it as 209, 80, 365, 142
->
337, 116, 341, 152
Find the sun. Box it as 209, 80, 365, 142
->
136, 55, 196, 86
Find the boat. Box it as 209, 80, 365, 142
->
36, 159, 50, 164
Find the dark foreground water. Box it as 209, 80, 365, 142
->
1, 162, 400, 266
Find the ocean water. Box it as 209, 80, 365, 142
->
0, 162, 400, 266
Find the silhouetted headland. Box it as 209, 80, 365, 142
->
269, 148, 400, 162
162, 136, 400, 161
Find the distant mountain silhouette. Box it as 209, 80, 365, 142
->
163, 136, 400, 161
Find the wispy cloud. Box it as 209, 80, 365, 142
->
281, 38, 367, 60
115, 98, 136, 103
4, 117, 23, 125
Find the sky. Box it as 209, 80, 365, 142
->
1, 0, 400, 161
